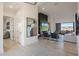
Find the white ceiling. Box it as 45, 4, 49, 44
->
3, 2, 77, 17
3, 2, 37, 15
4, 2, 24, 15
37, 2, 77, 16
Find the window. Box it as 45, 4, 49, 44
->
40, 22, 48, 31
61, 22, 74, 33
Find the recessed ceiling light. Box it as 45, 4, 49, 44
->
42, 8, 45, 10
9, 5, 13, 8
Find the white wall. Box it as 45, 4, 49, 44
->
14, 3, 38, 46
24, 3, 38, 46
14, 7, 25, 46
0, 3, 3, 54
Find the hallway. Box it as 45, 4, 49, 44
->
2, 39, 77, 56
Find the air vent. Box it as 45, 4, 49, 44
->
24, 2, 37, 5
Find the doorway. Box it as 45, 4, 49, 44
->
3, 16, 16, 52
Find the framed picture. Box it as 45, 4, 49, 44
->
26, 17, 37, 37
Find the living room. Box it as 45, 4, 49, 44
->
38, 2, 78, 55
38, 2, 77, 41
0, 2, 79, 56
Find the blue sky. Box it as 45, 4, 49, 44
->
41, 22, 48, 26
61, 22, 73, 27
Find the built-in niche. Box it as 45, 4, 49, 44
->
6, 22, 10, 29
3, 16, 11, 39
26, 17, 37, 37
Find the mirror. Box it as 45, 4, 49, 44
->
26, 17, 37, 37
